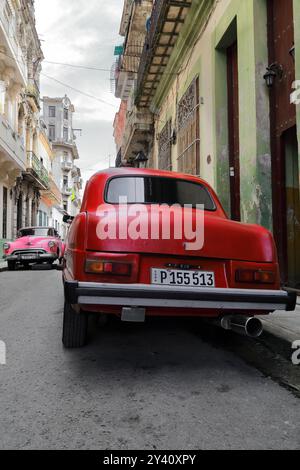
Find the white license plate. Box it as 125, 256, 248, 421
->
151, 269, 215, 287
21, 255, 37, 260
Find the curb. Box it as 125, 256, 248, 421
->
259, 323, 295, 362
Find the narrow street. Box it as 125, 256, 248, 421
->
0, 269, 299, 450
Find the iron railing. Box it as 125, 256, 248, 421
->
27, 151, 49, 187
136, 0, 167, 100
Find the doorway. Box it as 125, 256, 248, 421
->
227, 40, 241, 221
284, 126, 300, 288
267, 0, 298, 286
17, 194, 23, 231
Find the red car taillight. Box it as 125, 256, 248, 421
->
236, 269, 275, 284
85, 259, 132, 276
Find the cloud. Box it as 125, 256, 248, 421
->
35, 0, 123, 185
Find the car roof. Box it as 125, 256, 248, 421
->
90, 167, 208, 185
19, 227, 56, 231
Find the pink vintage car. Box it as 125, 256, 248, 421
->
3, 227, 64, 271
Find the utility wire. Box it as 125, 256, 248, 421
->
0, 49, 117, 107
41, 72, 117, 107
44, 60, 112, 72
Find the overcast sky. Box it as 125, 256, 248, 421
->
34, 0, 123, 186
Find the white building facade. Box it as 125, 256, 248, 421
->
42, 95, 82, 239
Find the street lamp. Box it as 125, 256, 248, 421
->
134, 151, 148, 169
263, 63, 283, 88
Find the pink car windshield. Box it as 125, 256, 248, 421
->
18, 228, 54, 238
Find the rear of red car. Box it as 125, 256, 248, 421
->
62, 169, 296, 348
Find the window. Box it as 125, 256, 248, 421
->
106, 176, 216, 210
49, 125, 56, 141
49, 106, 56, 118
63, 127, 68, 141
177, 77, 200, 175
38, 210, 43, 226
64, 108, 69, 120
158, 120, 172, 171
2, 187, 8, 239
18, 228, 54, 238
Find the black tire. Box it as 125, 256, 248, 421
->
62, 302, 88, 349
7, 261, 16, 271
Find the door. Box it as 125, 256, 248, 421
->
2, 187, 7, 239
284, 126, 300, 288
227, 41, 241, 221
267, 0, 298, 286
17, 194, 23, 231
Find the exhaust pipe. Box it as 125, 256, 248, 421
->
219, 315, 263, 338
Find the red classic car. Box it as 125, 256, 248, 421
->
3, 227, 64, 270
62, 168, 296, 348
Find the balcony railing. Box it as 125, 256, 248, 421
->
136, 0, 166, 96
25, 82, 40, 108
0, 115, 26, 169
62, 161, 73, 171
61, 185, 72, 195
27, 151, 49, 188
135, 0, 192, 107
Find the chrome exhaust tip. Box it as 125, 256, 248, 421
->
220, 315, 263, 338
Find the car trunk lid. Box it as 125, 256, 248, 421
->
86, 205, 275, 263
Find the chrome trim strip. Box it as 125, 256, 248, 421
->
78, 296, 285, 311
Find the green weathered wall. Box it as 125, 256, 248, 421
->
151, 0, 299, 233
214, 0, 272, 229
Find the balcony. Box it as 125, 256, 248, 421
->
25, 82, 40, 111
122, 106, 153, 162
26, 152, 49, 190
0, 2, 27, 84
61, 185, 72, 196
0, 115, 26, 176
62, 161, 73, 172
52, 139, 79, 160
73, 176, 83, 189
135, 0, 192, 108
42, 174, 62, 205
114, 0, 152, 100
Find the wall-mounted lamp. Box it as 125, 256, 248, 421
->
289, 44, 295, 62
263, 63, 283, 88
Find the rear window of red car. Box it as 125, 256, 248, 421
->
105, 176, 216, 211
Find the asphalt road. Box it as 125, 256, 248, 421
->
0, 269, 300, 450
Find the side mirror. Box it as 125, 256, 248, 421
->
63, 214, 74, 224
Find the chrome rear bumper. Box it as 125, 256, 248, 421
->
64, 282, 297, 312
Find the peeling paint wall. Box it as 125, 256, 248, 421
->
150, 0, 299, 234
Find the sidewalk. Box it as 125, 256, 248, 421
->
0, 259, 6, 271
260, 301, 300, 344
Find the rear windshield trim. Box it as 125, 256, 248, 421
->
104, 175, 217, 212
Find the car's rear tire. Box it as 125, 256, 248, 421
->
62, 302, 88, 349
7, 261, 16, 271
